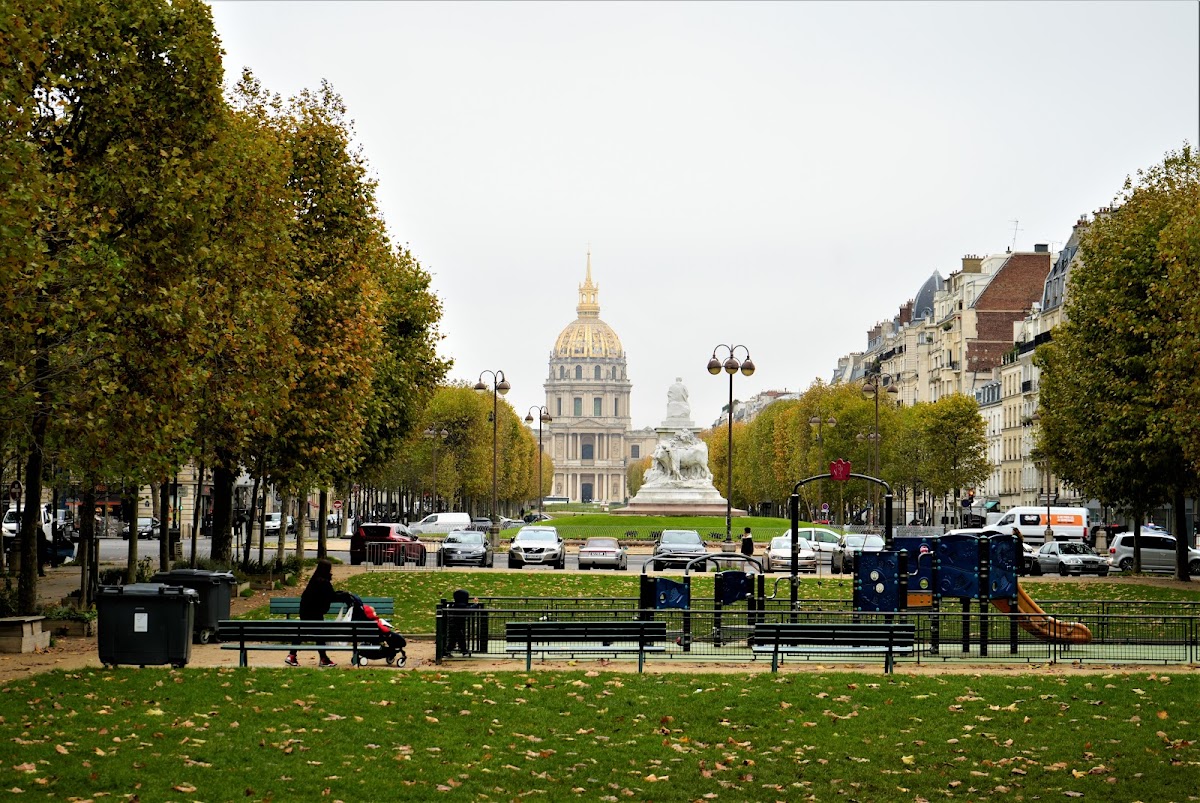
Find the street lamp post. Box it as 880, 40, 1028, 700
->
708, 344, 755, 541
1030, 412, 1054, 542
809, 414, 836, 522
861, 374, 898, 526
474, 370, 510, 547
424, 427, 448, 514
524, 406, 552, 521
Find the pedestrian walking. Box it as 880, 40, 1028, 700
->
740, 526, 754, 557
285, 559, 354, 667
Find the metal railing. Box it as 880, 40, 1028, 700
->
434, 603, 1199, 666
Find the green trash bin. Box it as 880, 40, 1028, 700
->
97, 583, 197, 668
151, 569, 237, 644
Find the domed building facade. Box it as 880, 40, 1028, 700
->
544, 254, 648, 504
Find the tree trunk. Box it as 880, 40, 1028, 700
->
210, 462, 235, 564
78, 485, 96, 607
1174, 487, 1191, 582
317, 488, 329, 560
275, 493, 290, 569
124, 483, 139, 585
18, 349, 52, 612
295, 494, 307, 564
158, 480, 170, 571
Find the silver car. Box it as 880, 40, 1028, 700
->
831, 533, 885, 574
1108, 532, 1200, 574
1031, 541, 1109, 576
578, 537, 628, 571
764, 535, 817, 573
651, 529, 708, 571
508, 526, 565, 569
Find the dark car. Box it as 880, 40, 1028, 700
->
651, 529, 708, 571
831, 533, 885, 574
350, 522, 427, 566
437, 529, 494, 568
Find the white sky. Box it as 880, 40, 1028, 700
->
208, 1, 1199, 429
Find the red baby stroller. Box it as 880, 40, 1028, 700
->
346, 594, 407, 667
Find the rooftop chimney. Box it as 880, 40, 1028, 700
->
962, 255, 983, 272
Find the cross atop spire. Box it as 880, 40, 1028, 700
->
577, 249, 600, 317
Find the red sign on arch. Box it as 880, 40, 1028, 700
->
829, 459, 852, 481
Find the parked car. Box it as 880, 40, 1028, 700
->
437, 529, 493, 568
264, 513, 296, 535
121, 516, 160, 542
831, 533, 885, 574
349, 522, 427, 566
776, 527, 840, 570
577, 537, 628, 571
1020, 540, 1037, 575
410, 512, 473, 537
1108, 531, 1200, 574
469, 517, 492, 532
651, 529, 708, 571
763, 534, 818, 573
1030, 541, 1109, 577
523, 512, 554, 523
508, 526, 566, 569
499, 517, 525, 530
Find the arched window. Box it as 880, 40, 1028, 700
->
594, 365, 602, 380
575, 365, 582, 380
559, 366, 565, 379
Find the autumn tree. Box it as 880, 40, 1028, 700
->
5, 0, 225, 607
1038, 145, 1199, 579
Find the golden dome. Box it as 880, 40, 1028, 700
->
553, 252, 623, 360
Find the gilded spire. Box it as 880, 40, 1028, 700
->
577, 249, 600, 318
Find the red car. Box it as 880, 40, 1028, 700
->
350, 522, 427, 566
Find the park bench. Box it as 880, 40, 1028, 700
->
505, 620, 668, 672
268, 596, 394, 619
217, 619, 381, 667
751, 621, 916, 673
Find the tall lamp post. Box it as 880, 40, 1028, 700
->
424, 427, 448, 515
1030, 413, 1054, 542
861, 374, 898, 525
524, 406, 552, 521
809, 413, 836, 522
708, 344, 755, 541
474, 370, 510, 546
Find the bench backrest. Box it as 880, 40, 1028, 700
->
268, 597, 395, 618
753, 622, 916, 647
218, 619, 380, 642
506, 620, 667, 643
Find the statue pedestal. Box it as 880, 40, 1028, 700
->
614, 484, 744, 517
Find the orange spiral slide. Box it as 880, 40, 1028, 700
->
991, 583, 1093, 644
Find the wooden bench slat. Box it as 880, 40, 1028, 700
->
217, 619, 381, 667
751, 622, 915, 674
503, 621, 667, 672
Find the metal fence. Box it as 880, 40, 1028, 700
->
363, 541, 437, 572
434, 602, 1200, 667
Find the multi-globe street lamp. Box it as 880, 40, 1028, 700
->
424, 427, 448, 515
707, 344, 755, 542
474, 370, 510, 546
524, 406, 552, 521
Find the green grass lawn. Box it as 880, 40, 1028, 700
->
1, 668, 1195, 801
245, 574, 1197, 635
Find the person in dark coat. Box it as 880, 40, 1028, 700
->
740, 526, 755, 557
286, 559, 354, 667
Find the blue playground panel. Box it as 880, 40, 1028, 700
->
937, 533, 982, 599
854, 551, 905, 612
987, 534, 1019, 599
893, 535, 938, 594
654, 577, 690, 610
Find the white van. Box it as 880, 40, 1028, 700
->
409, 512, 472, 537
992, 507, 1090, 541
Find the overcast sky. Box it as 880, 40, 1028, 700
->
208, 1, 1198, 429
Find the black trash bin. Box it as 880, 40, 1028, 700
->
96, 583, 197, 668
151, 569, 237, 644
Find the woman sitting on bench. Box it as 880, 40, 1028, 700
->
286, 559, 354, 667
